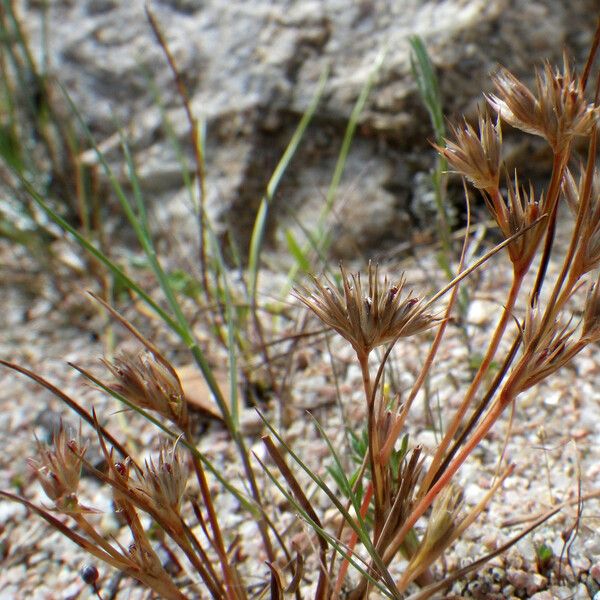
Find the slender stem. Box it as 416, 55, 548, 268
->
360, 351, 385, 541
184, 430, 239, 600
72, 513, 129, 563
420, 272, 523, 495
531, 149, 570, 304
436, 331, 522, 482
327, 452, 369, 583
188, 345, 275, 562
333, 483, 373, 598
171, 530, 225, 599
382, 390, 512, 566
532, 129, 597, 337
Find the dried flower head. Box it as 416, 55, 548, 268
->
104, 351, 188, 429
487, 61, 598, 151
563, 166, 600, 274
136, 445, 188, 527
582, 276, 600, 340
28, 425, 86, 512
110, 459, 135, 513
439, 112, 502, 191
401, 483, 462, 588
294, 263, 436, 357
497, 174, 545, 272
510, 303, 584, 394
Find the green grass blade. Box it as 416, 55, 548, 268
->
285, 47, 386, 288
409, 35, 445, 144
255, 454, 393, 598
257, 411, 397, 591
309, 415, 365, 523
247, 67, 328, 305
284, 229, 311, 272
119, 131, 148, 232
206, 226, 240, 426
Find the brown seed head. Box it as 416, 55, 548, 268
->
488, 61, 598, 152
294, 263, 436, 357
512, 304, 583, 393
110, 458, 136, 513
104, 351, 188, 429
439, 112, 502, 191
499, 175, 546, 272
28, 425, 86, 512
563, 166, 600, 274
582, 276, 600, 340
136, 445, 188, 526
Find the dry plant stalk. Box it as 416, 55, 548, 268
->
293, 28, 600, 599
2, 22, 600, 600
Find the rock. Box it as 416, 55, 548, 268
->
11, 0, 599, 259
507, 568, 547, 595
530, 593, 553, 600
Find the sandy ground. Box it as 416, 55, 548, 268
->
2, 224, 600, 599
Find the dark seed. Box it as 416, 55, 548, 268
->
81, 563, 99, 585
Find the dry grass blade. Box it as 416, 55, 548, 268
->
262, 435, 330, 600
0, 359, 130, 459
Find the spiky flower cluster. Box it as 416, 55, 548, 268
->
294, 263, 436, 357
563, 166, 600, 275
505, 279, 600, 397
136, 445, 188, 527
439, 112, 502, 192
28, 425, 86, 513
104, 351, 188, 429
487, 60, 598, 152
500, 176, 546, 270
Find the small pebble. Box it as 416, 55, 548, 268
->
574, 582, 591, 600
530, 592, 553, 600
591, 562, 600, 583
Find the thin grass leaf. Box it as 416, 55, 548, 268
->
206, 227, 240, 426
310, 415, 366, 529
247, 67, 328, 304
262, 436, 328, 599
410, 34, 456, 293
119, 131, 148, 232
254, 453, 395, 599
286, 47, 387, 287
409, 35, 445, 144
285, 229, 311, 272
256, 411, 397, 592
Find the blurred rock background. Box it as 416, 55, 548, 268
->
14, 0, 600, 260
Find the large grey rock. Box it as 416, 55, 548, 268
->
14, 0, 600, 260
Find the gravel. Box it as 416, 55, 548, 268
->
2, 225, 600, 599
